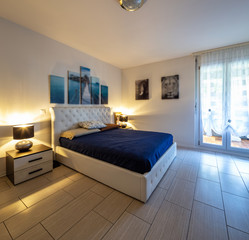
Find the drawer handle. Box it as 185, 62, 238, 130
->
29, 157, 43, 163
29, 168, 43, 175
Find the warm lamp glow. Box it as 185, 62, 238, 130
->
6, 112, 35, 125
113, 107, 135, 115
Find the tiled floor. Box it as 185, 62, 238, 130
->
0, 147, 249, 240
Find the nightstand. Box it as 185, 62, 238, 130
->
6, 144, 53, 185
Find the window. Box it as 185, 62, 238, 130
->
199, 45, 249, 151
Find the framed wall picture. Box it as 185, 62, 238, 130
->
101, 85, 108, 104
135, 79, 149, 100
68, 71, 80, 104
50, 75, 64, 104
90, 76, 100, 104
161, 75, 179, 99
80, 66, 91, 104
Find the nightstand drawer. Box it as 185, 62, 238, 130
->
14, 150, 53, 171
14, 161, 52, 184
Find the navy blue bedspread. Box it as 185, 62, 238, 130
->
60, 128, 173, 174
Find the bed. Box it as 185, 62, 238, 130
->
50, 106, 177, 202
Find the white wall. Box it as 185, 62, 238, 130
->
0, 18, 122, 176
122, 56, 195, 147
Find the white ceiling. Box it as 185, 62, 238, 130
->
1, 0, 249, 69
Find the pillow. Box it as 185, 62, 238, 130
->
99, 124, 119, 132
60, 128, 100, 140
78, 120, 106, 129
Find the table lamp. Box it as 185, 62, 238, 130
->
119, 115, 128, 128
13, 124, 34, 151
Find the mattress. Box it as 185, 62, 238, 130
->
60, 128, 173, 174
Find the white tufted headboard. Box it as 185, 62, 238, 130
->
50, 106, 111, 149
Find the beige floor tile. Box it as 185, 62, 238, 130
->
146, 201, 190, 240
94, 191, 132, 223
187, 201, 228, 240
223, 192, 249, 234
0, 176, 9, 183
44, 165, 74, 181
184, 149, 201, 161
194, 178, 223, 209
176, 163, 198, 182
5, 190, 73, 239
63, 175, 97, 198
183, 151, 200, 166
65, 171, 84, 182
220, 173, 249, 198
200, 152, 217, 167
90, 183, 113, 198
241, 173, 249, 191
232, 156, 249, 161
0, 177, 12, 189
0, 190, 20, 207
176, 148, 187, 160
2, 151, 249, 240
103, 212, 150, 240
60, 211, 112, 240
0, 198, 26, 222
169, 157, 183, 171
0, 223, 11, 240
235, 160, 249, 174
165, 177, 195, 210
215, 153, 233, 163
228, 227, 249, 240
0, 181, 10, 193
42, 191, 103, 239
217, 161, 240, 176
198, 164, 219, 182
20, 177, 74, 207
159, 169, 176, 189
127, 187, 167, 223
183, 158, 200, 167
15, 224, 53, 240
0, 176, 50, 205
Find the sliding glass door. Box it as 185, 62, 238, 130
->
200, 64, 225, 148
228, 60, 249, 152
199, 45, 249, 153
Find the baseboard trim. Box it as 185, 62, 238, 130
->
0, 171, 6, 177
0, 156, 6, 177
178, 144, 249, 158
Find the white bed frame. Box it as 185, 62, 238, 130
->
50, 106, 177, 202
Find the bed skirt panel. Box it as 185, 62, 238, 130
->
56, 142, 177, 202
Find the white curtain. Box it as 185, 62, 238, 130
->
200, 45, 249, 139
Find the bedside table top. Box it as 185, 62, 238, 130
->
6, 144, 52, 159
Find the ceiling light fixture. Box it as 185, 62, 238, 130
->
120, 0, 145, 12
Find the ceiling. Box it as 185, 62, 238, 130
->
1, 0, 249, 69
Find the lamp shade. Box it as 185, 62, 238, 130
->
120, 115, 128, 122
13, 125, 34, 140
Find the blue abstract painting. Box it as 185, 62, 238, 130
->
101, 85, 108, 104
50, 75, 64, 104
90, 77, 99, 104
68, 71, 80, 104
80, 66, 91, 104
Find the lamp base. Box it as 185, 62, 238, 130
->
15, 140, 33, 152
121, 123, 127, 128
